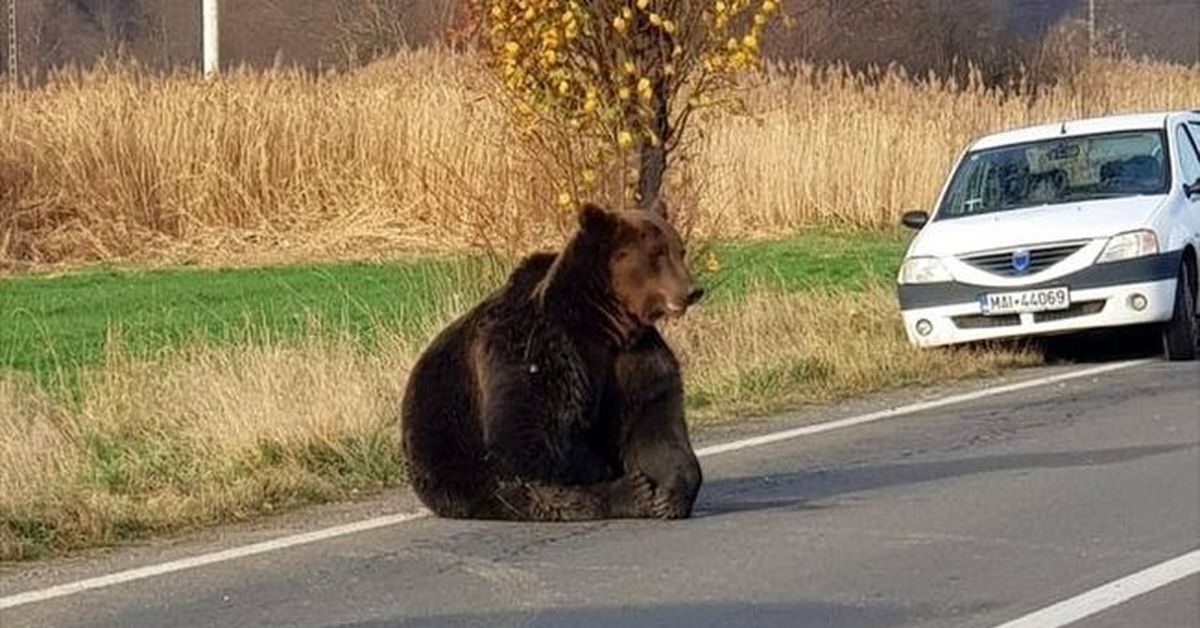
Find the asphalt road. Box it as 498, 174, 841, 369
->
2, 360, 1198, 628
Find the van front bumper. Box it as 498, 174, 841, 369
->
897, 252, 1181, 348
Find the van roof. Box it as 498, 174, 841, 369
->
969, 111, 1179, 151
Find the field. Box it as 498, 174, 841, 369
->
2, 48, 1197, 562
3, 53, 1199, 267
0, 230, 1039, 561
0, 230, 907, 381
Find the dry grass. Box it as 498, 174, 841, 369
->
0, 52, 562, 268
0, 283, 1036, 561
0, 335, 416, 562
671, 285, 1037, 420
693, 60, 1200, 235
2, 51, 1198, 267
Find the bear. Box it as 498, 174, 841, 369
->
400, 203, 704, 521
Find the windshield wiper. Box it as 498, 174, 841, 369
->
1063, 192, 1140, 201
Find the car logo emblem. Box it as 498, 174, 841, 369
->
1011, 249, 1032, 274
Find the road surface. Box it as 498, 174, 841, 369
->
2, 360, 1197, 627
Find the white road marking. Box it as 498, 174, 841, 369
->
695, 359, 1151, 456
991, 548, 1200, 628
0, 359, 1150, 612
0, 512, 428, 611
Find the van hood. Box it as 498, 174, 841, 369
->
909, 195, 1168, 257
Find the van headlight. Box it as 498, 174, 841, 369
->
898, 257, 952, 284
1096, 230, 1159, 264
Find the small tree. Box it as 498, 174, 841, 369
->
473, 0, 783, 212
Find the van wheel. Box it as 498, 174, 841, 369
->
1163, 267, 1198, 361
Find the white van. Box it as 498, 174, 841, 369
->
896, 110, 1200, 361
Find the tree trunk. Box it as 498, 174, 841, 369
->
636, 81, 671, 214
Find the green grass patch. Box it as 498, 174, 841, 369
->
0, 256, 501, 384
699, 228, 908, 303
0, 230, 909, 384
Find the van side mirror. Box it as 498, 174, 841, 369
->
1185, 179, 1200, 199
901, 210, 930, 230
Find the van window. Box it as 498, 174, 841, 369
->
937, 131, 1169, 219
1178, 125, 1200, 185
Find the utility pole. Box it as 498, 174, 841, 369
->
1087, 0, 1096, 55
202, 0, 218, 78
6, 0, 16, 81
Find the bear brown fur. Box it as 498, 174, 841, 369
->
400, 203, 703, 521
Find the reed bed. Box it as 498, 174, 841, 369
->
2, 51, 1196, 267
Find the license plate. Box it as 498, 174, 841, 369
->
979, 287, 1071, 316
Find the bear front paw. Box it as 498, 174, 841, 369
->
627, 471, 688, 520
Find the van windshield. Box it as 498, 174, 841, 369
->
936, 130, 1169, 220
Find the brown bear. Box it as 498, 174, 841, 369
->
400, 203, 703, 521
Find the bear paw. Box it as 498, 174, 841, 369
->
629, 472, 687, 520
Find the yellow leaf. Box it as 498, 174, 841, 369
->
613, 16, 627, 32
617, 130, 634, 148
704, 251, 721, 273
637, 0, 650, 9
558, 192, 573, 206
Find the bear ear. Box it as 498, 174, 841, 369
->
577, 203, 613, 232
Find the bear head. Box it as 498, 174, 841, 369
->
577, 203, 704, 327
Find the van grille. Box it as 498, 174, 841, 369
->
1033, 300, 1106, 323
951, 300, 1106, 330
961, 242, 1087, 277
952, 313, 1021, 329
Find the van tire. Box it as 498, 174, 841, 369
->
1163, 266, 1198, 361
